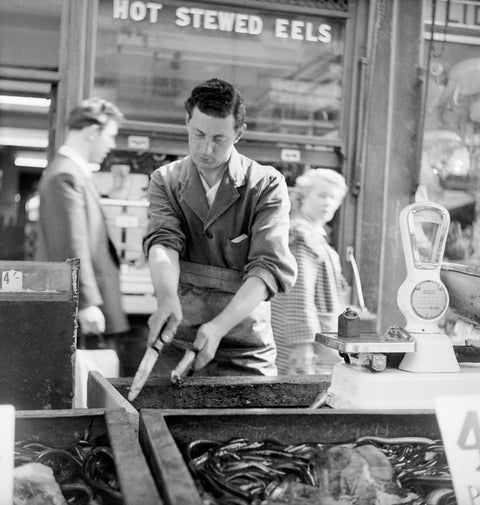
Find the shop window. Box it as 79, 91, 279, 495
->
422, 0, 480, 262
0, 0, 61, 68
422, 0, 480, 340
94, 0, 346, 141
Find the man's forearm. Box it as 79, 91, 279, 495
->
211, 275, 269, 335
148, 244, 180, 299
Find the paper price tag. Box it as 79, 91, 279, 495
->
436, 395, 480, 504
1, 270, 23, 292
280, 148, 301, 162
0, 405, 15, 505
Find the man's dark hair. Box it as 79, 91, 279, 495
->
67, 98, 123, 130
184, 78, 246, 130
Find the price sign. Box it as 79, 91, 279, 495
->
127, 135, 150, 150
280, 148, 301, 162
0, 405, 15, 505
1, 270, 23, 292
436, 395, 480, 504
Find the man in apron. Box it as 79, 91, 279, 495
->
143, 78, 297, 376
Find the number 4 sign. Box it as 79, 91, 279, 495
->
1, 269, 23, 292
436, 395, 480, 504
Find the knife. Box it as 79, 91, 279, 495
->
128, 338, 165, 402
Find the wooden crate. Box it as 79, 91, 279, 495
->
138, 408, 441, 505
87, 370, 331, 411
0, 260, 78, 409
15, 408, 162, 505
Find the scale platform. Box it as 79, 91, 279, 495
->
316, 332, 480, 409
316, 331, 415, 354
324, 362, 480, 410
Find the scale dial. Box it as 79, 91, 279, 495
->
410, 279, 448, 320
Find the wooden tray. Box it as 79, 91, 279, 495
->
138, 408, 440, 505
87, 370, 331, 411
15, 408, 162, 505
0, 260, 79, 409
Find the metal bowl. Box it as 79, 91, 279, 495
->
441, 261, 480, 325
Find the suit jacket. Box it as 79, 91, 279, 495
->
35, 153, 129, 335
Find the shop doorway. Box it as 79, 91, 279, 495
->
0, 79, 54, 260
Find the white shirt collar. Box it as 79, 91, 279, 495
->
58, 145, 92, 178
199, 174, 221, 207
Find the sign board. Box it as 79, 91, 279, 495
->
436, 395, 480, 504
425, 0, 480, 29
281, 148, 301, 163
127, 135, 150, 150
112, 0, 336, 44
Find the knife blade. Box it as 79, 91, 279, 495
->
128, 338, 164, 402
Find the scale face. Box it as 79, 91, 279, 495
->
410, 280, 448, 320
397, 203, 450, 332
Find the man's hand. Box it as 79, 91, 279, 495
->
190, 276, 270, 371
287, 342, 316, 375
78, 306, 106, 335
192, 321, 225, 371
147, 294, 182, 345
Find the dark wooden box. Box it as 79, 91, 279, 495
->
87, 370, 331, 412
138, 408, 441, 505
15, 408, 162, 505
0, 260, 78, 409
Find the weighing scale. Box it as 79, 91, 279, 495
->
316, 202, 480, 409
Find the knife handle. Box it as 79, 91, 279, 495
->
152, 338, 165, 353
151, 320, 170, 353
172, 350, 196, 381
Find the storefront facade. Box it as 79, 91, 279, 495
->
0, 0, 425, 329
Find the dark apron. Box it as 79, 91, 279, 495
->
172, 261, 277, 376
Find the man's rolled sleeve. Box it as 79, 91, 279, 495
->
244, 171, 297, 298
143, 166, 185, 256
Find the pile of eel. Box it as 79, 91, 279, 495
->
13, 430, 122, 505
186, 436, 455, 505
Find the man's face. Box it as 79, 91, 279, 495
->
89, 119, 118, 164
186, 107, 245, 172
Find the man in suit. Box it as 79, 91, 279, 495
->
35, 98, 129, 347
